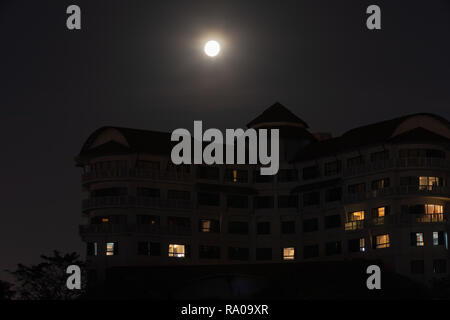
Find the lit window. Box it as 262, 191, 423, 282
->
419, 176, 440, 190
200, 220, 211, 233
349, 211, 365, 221
375, 234, 390, 249
101, 217, 109, 223
416, 233, 424, 247
377, 207, 385, 217
233, 169, 237, 183
425, 204, 443, 214
283, 247, 295, 260
106, 242, 117, 256
433, 232, 439, 246
168, 244, 185, 258
360, 238, 366, 252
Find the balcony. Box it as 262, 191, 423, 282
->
82, 168, 192, 183
343, 158, 450, 177
79, 223, 192, 236
405, 213, 446, 224
344, 220, 364, 231
82, 196, 193, 212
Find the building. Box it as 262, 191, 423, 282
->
76, 102, 450, 285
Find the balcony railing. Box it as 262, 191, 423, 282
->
344, 220, 364, 231
82, 168, 192, 183
343, 158, 450, 177
404, 213, 446, 224
82, 196, 193, 212
79, 223, 192, 236
344, 185, 450, 203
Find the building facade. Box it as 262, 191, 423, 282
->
76, 103, 450, 284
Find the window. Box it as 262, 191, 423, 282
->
348, 183, 365, 194
256, 248, 272, 261
87, 242, 98, 256
281, 221, 295, 234
324, 214, 341, 229
303, 218, 318, 232
325, 241, 342, 256
371, 150, 389, 162
137, 187, 160, 198
303, 244, 319, 259
228, 221, 248, 234
199, 245, 220, 259
347, 155, 364, 168
137, 215, 159, 225
324, 160, 341, 176
302, 165, 320, 180
374, 234, 390, 249
278, 195, 298, 208
371, 178, 390, 190
411, 260, 425, 274
253, 171, 273, 183
411, 232, 424, 247
168, 244, 186, 258
348, 210, 365, 221
197, 166, 219, 180
225, 169, 248, 183
228, 247, 249, 261
138, 242, 160, 256
168, 190, 190, 200
257, 221, 271, 235
283, 247, 295, 260
433, 231, 447, 247
92, 187, 127, 197
303, 191, 320, 206
198, 192, 220, 206
372, 206, 388, 218
168, 216, 190, 229
227, 195, 248, 208
419, 176, 442, 190
106, 242, 118, 256
433, 259, 447, 274
136, 160, 159, 171
254, 196, 274, 209
348, 238, 365, 253
425, 204, 443, 214
325, 187, 342, 202
199, 219, 220, 233
399, 148, 445, 159
278, 169, 298, 182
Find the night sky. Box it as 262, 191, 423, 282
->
1, 0, 449, 279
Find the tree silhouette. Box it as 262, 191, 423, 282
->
8, 250, 86, 300
0, 280, 15, 300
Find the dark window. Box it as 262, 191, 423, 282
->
227, 195, 249, 208
324, 161, 341, 176
256, 248, 272, 261
325, 187, 342, 202
91, 215, 127, 224
347, 156, 365, 167
228, 221, 248, 234
303, 165, 320, 180
136, 160, 159, 171
92, 187, 127, 197
257, 222, 271, 235
370, 150, 389, 162
371, 178, 390, 190
168, 190, 190, 200
253, 170, 273, 183
325, 241, 342, 256
348, 238, 365, 253
168, 217, 191, 228
303, 244, 319, 259
324, 215, 341, 229
303, 191, 320, 206
433, 259, 447, 274
411, 260, 425, 274
278, 195, 298, 208
87, 242, 97, 256
198, 192, 220, 206
197, 166, 220, 180
199, 219, 220, 233
254, 196, 274, 209
399, 148, 445, 159
278, 169, 299, 182
348, 183, 365, 194
225, 169, 248, 183
433, 231, 446, 246
137, 215, 160, 225
303, 218, 318, 232
199, 245, 221, 259
281, 221, 295, 234
400, 176, 419, 186
137, 187, 160, 198
228, 247, 249, 261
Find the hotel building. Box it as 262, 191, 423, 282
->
76, 103, 450, 284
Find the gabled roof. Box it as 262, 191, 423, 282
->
247, 102, 309, 128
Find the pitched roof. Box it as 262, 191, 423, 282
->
247, 102, 309, 128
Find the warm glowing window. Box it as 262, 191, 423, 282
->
377, 207, 385, 217
101, 217, 109, 223
200, 220, 211, 233
375, 234, 390, 249
348, 211, 365, 221
106, 242, 117, 256
419, 176, 441, 190
233, 170, 237, 182
283, 247, 295, 260
360, 238, 366, 252
425, 204, 443, 214
168, 244, 185, 258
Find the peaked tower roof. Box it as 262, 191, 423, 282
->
247, 102, 309, 128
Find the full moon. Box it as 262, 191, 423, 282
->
204, 40, 221, 57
